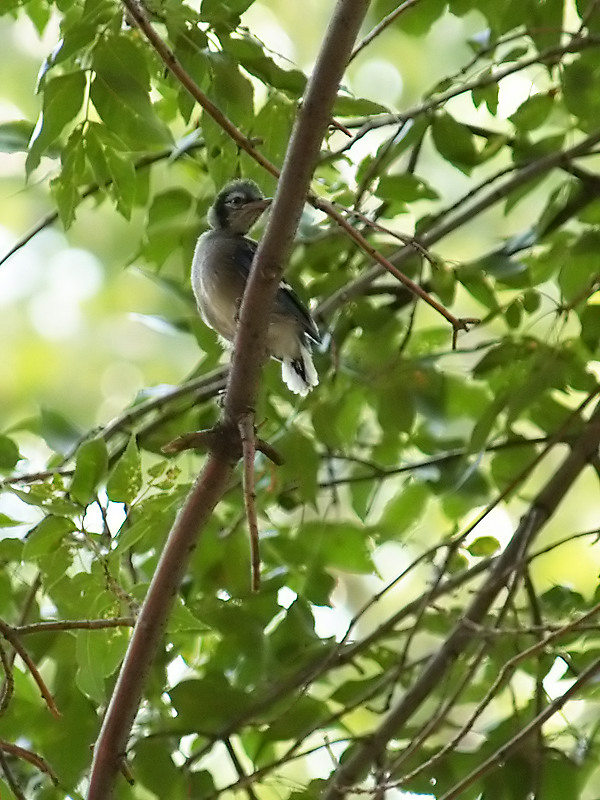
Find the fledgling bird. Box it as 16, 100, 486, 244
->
191, 179, 320, 396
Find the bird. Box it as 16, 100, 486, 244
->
191, 179, 320, 396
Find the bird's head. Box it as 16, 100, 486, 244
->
208, 179, 271, 234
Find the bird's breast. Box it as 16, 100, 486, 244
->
191, 232, 242, 341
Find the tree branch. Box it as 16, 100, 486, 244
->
349, 0, 420, 62
439, 652, 600, 798
339, 33, 600, 144
0, 740, 58, 787
324, 399, 600, 798
87, 2, 371, 797
120, 0, 279, 180
317, 126, 600, 318
0, 620, 60, 720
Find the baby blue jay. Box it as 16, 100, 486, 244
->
191, 179, 320, 395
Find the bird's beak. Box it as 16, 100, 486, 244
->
254, 197, 272, 212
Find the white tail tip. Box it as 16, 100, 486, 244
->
281, 343, 318, 396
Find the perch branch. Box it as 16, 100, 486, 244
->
87, 1, 371, 797
238, 413, 261, 592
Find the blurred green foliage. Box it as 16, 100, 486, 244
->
0, 0, 600, 798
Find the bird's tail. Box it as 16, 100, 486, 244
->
282, 342, 318, 396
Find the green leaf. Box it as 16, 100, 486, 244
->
91, 35, 173, 148
225, 37, 307, 97
263, 695, 327, 741
562, 52, 600, 131
579, 303, 600, 352
0, 120, 35, 153
133, 738, 184, 797
490, 440, 534, 490
204, 51, 254, 127
377, 482, 429, 540
350, 478, 376, 523
84, 122, 111, 186
509, 92, 555, 131
201, 112, 240, 188
246, 93, 295, 178
23, 515, 75, 561
39, 406, 83, 455
541, 585, 585, 613
70, 437, 109, 506
376, 174, 438, 204
0, 512, 23, 528
51, 125, 87, 228
312, 389, 365, 448
104, 146, 136, 219
200, 0, 254, 27
472, 75, 499, 114
558, 231, 600, 302
27, 71, 86, 174
169, 675, 250, 733
504, 298, 522, 329
278, 429, 319, 502
75, 628, 129, 703
431, 113, 479, 173
301, 520, 373, 573
469, 393, 507, 452
332, 94, 389, 116
106, 436, 142, 504
397, 0, 446, 34
376, 378, 416, 435
18, 0, 52, 35
141, 187, 196, 267
457, 268, 501, 311
467, 536, 500, 556
0, 434, 21, 472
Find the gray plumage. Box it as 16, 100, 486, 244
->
191, 179, 320, 395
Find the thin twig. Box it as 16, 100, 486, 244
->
0, 740, 59, 785
0, 620, 60, 719
14, 617, 135, 635
317, 126, 600, 319
0, 144, 202, 269
121, 0, 279, 180
313, 196, 479, 340
324, 398, 600, 798
0, 640, 13, 717
349, 0, 421, 61
338, 33, 600, 146
0, 749, 27, 800
223, 737, 259, 800
438, 653, 600, 799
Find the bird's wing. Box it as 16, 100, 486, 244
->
237, 237, 320, 344
274, 281, 321, 343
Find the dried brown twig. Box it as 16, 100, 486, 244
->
0, 620, 60, 719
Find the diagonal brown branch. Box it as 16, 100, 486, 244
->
349, 0, 421, 62
0, 620, 60, 719
317, 126, 600, 319
323, 398, 600, 798
439, 652, 600, 798
87, 2, 371, 798
340, 33, 600, 144
121, 0, 279, 180
0, 740, 59, 786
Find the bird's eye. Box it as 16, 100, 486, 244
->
227, 194, 245, 207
